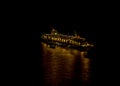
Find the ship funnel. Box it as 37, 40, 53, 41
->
51, 28, 58, 35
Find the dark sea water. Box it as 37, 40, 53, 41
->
40, 42, 96, 86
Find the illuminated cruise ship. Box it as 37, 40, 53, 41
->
41, 28, 94, 50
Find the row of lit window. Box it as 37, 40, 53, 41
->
43, 36, 81, 46
50, 37, 81, 45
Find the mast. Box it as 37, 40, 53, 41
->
74, 29, 77, 36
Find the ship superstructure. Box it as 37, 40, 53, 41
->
41, 28, 94, 50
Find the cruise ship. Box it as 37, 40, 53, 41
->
41, 28, 94, 50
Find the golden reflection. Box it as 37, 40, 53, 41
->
41, 42, 91, 86
81, 51, 91, 84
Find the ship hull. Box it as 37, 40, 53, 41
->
41, 39, 91, 51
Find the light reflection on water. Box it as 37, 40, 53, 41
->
41, 42, 91, 86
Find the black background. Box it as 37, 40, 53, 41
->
3, 4, 118, 86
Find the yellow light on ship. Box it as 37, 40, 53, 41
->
72, 41, 74, 43
77, 36, 80, 38
55, 38, 57, 40
44, 36, 46, 38
69, 40, 72, 43
48, 36, 51, 39
53, 38, 55, 40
